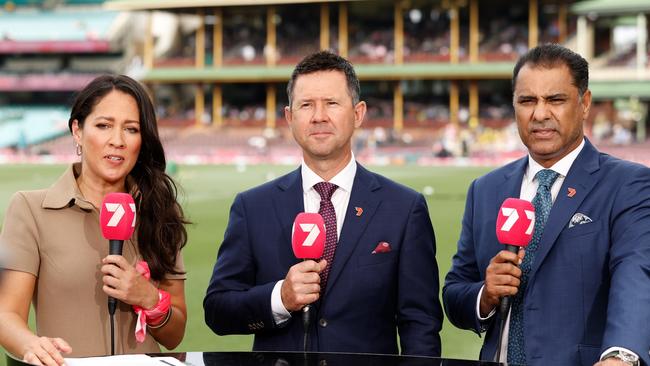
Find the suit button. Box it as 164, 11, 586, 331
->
319, 318, 327, 327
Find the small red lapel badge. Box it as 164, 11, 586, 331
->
355, 207, 363, 217
567, 187, 576, 198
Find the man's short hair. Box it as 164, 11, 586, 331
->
287, 50, 360, 106
512, 44, 589, 96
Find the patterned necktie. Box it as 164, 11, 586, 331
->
507, 169, 560, 364
313, 182, 338, 292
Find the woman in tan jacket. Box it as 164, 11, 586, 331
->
0, 75, 189, 365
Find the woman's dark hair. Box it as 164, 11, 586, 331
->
68, 74, 188, 281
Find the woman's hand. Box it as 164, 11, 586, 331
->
101, 255, 159, 309
22, 336, 71, 366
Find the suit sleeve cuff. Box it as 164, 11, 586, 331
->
271, 280, 291, 325
476, 285, 496, 324
600, 347, 639, 362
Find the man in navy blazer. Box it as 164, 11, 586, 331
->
204, 51, 443, 356
444, 44, 650, 365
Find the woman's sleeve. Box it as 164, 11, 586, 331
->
164, 251, 186, 280
0, 192, 40, 276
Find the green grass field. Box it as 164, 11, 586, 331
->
0, 163, 494, 365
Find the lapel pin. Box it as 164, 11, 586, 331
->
567, 187, 576, 198
355, 207, 363, 217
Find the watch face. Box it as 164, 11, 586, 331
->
617, 351, 639, 365
605, 350, 639, 365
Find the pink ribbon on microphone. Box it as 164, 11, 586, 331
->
133, 261, 171, 343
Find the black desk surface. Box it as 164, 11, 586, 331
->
8, 352, 511, 366
173, 352, 507, 366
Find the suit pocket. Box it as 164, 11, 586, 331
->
357, 251, 398, 267
577, 344, 601, 366
561, 219, 602, 239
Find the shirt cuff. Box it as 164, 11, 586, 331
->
476, 285, 496, 321
600, 347, 639, 362
271, 280, 291, 325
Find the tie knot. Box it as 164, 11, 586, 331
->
535, 169, 559, 190
314, 182, 338, 201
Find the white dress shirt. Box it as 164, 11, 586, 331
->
271, 154, 357, 323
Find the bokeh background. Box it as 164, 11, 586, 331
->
1, 0, 649, 364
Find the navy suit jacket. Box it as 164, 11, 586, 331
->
443, 139, 650, 365
204, 164, 443, 356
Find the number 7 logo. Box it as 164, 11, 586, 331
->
298, 223, 321, 247
500, 207, 535, 235
104, 203, 125, 227
104, 203, 137, 228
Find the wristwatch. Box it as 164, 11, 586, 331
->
602, 349, 640, 366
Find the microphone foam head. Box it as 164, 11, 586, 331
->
496, 198, 535, 247
292, 213, 326, 259
100, 193, 136, 240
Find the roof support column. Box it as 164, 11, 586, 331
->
528, 0, 538, 49
338, 2, 348, 57
195, 84, 204, 126
394, 0, 404, 65
576, 15, 594, 60
469, 81, 479, 129
266, 84, 276, 129
449, 81, 459, 126
394, 82, 403, 131
266, 6, 277, 66
213, 8, 223, 67
450, 4, 460, 63
212, 85, 222, 127
469, 0, 479, 63
196, 10, 205, 68
558, 3, 567, 43
636, 13, 647, 71
320, 3, 330, 50
144, 12, 154, 69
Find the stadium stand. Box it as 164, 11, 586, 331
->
0, 0, 647, 166
0, 1, 127, 149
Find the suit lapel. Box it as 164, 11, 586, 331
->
324, 164, 381, 295
498, 157, 528, 212
529, 139, 601, 278
273, 167, 304, 269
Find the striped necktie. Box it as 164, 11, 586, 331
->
507, 168, 560, 364
313, 182, 338, 291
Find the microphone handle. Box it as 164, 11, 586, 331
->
497, 244, 520, 319
109, 239, 124, 256
495, 244, 522, 362
302, 305, 311, 331
108, 239, 124, 315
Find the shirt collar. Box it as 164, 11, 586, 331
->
525, 138, 585, 184
301, 153, 357, 194
43, 163, 94, 210
42, 163, 139, 211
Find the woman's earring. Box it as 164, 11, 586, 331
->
76, 143, 82, 156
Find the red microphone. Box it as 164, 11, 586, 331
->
100, 193, 136, 316
494, 197, 535, 354
291, 212, 326, 351
496, 198, 535, 254
292, 213, 326, 260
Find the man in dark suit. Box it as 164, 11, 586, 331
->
444, 44, 650, 366
204, 51, 443, 356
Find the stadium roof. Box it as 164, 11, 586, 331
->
105, 0, 355, 11
590, 81, 650, 100
0, 10, 118, 42
571, 0, 650, 16
142, 63, 515, 83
